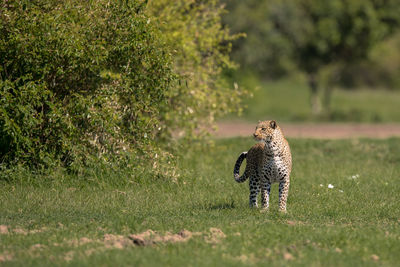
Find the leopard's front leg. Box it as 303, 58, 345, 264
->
278, 178, 290, 212
260, 180, 271, 210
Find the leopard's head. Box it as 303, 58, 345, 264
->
253, 120, 278, 143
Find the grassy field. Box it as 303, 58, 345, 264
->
1, 137, 400, 266
230, 76, 400, 122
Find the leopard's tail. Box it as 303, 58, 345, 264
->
233, 152, 248, 183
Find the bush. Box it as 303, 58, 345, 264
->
0, 0, 242, 174
0, 0, 176, 169
147, 0, 245, 139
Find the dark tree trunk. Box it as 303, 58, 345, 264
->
323, 85, 333, 115
308, 73, 321, 115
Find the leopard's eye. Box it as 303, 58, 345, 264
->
261, 127, 266, 131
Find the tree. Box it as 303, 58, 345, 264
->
224, 0, 400, 115
222, 0, 295, 78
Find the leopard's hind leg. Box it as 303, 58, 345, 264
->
249, 176, 260, 208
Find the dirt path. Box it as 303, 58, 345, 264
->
214, 122, 400, 139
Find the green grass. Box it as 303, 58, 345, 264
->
231, 76, 400, 122
1, 137, 400, 266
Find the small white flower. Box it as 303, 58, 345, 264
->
349, 174, 360, 180
328, 184, 334, 189
339, 190, 344, 193
144, 133, 147, 138
320, 184, 323, 187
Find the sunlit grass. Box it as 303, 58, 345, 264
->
1, 138, 400, 266
331, 89, 400, 122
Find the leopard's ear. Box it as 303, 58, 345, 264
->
270, 120, 277, 129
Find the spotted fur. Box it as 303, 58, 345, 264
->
233, 120, 292, 212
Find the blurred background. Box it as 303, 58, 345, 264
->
220, 0, 400, 123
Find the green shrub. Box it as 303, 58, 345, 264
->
148, 0, 246, 139
0, 0, 242, 174
0, 0, 176, 169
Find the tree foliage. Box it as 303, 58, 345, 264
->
223, 0, 400, 113
268, 0, 399, 73
224, 0, 400, 78
222, 0, 295, 78
0, 0, 241, 171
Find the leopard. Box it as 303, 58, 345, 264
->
233, 120, 292, 212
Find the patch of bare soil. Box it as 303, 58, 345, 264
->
58, 228, 225, 253
0, 251, 13, 262
0, 225, 48, 235
286, 220, 307, 226
215, 122, 400, 139
283, 252, 294, 261
13, 228, 29, 235
205, 228, 226, 244
104, 233, 134, 249
88, 228, 225, 249
128, 229, 198, 246
371, 254, 380, 261
2, 228, 227, 262
0, 225, 9, 234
